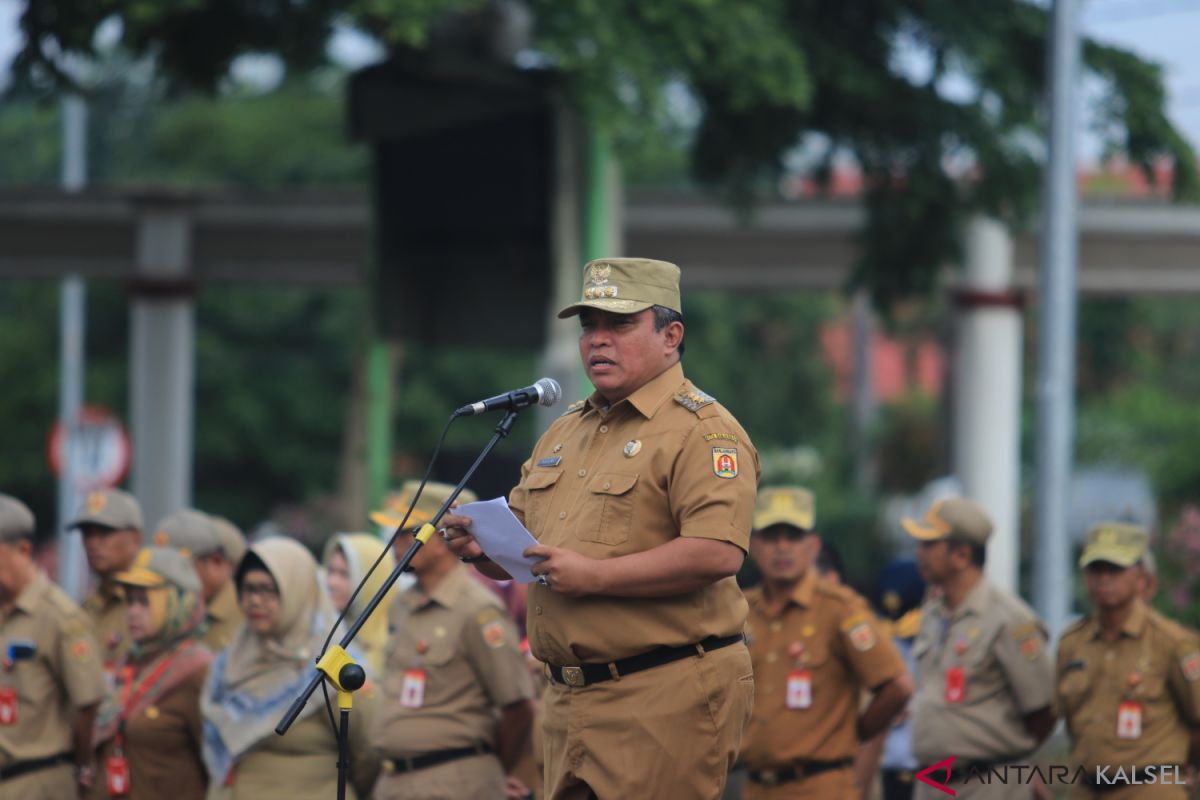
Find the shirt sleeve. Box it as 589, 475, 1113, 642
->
834, 599, 907, 691
1167, 635, 1200, 725
671, 415, 760, 551
994, 617, 1055, 714
57, 612, 106, 708
462, 606, 534, 710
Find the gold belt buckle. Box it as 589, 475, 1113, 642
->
560, 666, 585, 687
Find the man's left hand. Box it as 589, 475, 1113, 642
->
524, 544, 601, 596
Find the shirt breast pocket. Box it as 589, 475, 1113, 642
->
523, 470, 561, 535
578, 472, 639, 546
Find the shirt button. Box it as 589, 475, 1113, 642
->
577, 469, 587, 477
599, 425, 608, 433
770, 621, 782, 633
1105, 651, 1115, 661
558, 511, 567, 520
762, 685, 774, 695
603, 482, 611, 490
766, 652, 778, 663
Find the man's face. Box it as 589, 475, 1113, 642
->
191, 552, 230, 604
81, 525, 141, 576
915, 539, 954, 585
750, 525, 819, 584
392, 528, 445, 576
578, 308, 681, 404
1084, 561, 1141, 610
0, 540, 30, 601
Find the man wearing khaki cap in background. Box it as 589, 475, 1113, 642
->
151, 509, 244, 652
0, 493, 106, 798
906, 498, 1055, 799
1056, 522, 1200, 798
740, 487, 912, 799
444, 257, 760, 800
73, 489, 144, 674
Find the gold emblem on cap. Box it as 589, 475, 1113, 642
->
86, 492, 107, 514
588, 263, 612, 285
623, 440, 642, 457
145, 706, 160, 719
153, 530, 169, 546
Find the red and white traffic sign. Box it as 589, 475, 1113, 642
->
47, 405, 132, 491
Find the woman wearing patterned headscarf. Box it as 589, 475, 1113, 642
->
322, 533, 395, 677
92, 547, 213, 799
201, 537, 378, 799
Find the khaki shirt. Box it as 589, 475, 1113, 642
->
740, 570, 906, 766
0, 570, 105, 765
201, 581, 243, 654
912, 578, 1054, 763
509, 362, 760, 664
83, 581, 130, 673
370, 565, 533, 757
1056, 600, 1200, 771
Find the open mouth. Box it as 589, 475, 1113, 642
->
589, 356, 616, 368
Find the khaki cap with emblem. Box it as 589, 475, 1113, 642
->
69, 488, 143, 531
151, 509, 220, 557
114, 547, 202, 594
753, 487, 816, 532
210, 515, 247, 565
370, 480, 478, 529
0, 494, 36, 541
557, 258, 682, 319
1078, 521, 1148, 568
902, 497, 993, 545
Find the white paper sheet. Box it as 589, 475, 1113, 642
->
451, 497, 542, 584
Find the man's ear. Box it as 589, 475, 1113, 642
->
662, 320, 684, 351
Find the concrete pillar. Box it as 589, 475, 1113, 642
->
129, 196, 195, 530
953, 216, 1023, 594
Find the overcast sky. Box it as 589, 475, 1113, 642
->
1, 0, 1198, 167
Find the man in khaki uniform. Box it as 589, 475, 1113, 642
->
906, 498, 1056, 799
151, 509, 243, 651
741, 487, 913, 799
0, 494, 106, 799
73, 489, 143, 677
445, 258, 759, 800
1056, 522, 1200, 799
370, 485, 534, 800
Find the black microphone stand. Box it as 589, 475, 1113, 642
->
274, 408, 522, 800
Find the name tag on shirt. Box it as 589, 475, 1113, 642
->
400, 669, 426, 709
0, 687, 16, 724
1117, 701, 1142, 740
944, 666, 965, 704
536, 457, 562, 468
786, 670, 812, 709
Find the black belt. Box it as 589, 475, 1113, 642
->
0, 752, 72, 781
382, 744, 491, 775
547, 634, 743, 687
747, 759, 854, 786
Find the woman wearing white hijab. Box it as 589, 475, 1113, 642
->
201, 537, 378, 799
322, 533, 395, 678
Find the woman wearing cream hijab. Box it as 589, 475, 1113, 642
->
322, 533, 395, 677
201, 537, 378, 799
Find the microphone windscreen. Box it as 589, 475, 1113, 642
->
535, 377, 562, 408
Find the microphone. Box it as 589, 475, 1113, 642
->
455, 378, 562, 417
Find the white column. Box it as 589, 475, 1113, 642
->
129, 199, 195, 530
954, 216, 1023, 594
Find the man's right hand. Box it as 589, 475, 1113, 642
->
441, 512, 485, 560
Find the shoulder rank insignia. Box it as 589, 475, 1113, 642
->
673, 388, 715, 412
563, 399, 587, 415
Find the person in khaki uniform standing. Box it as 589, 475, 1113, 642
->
150, 509, 243, 652
1056, 522, 1200, 799
906, 498, 1056, 799
370, 483, 534, 800
740, 487, 912, 799
74, 489, 143, 677
445, 258, 759, 800
92, 547, 212, 800
0, 494, 106, 799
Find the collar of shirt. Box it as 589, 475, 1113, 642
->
406, 563, 471, 612
932, 576, 990, 624
12, 569, 50, 616
1084, 598, 1148, 641
748, 570, 818, 618
582, 362, 686, 420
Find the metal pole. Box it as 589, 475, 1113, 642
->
1033, 0, 1081, 639
56, 93, 88, 599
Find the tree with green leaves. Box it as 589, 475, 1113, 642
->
12, 0, 1196, 306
